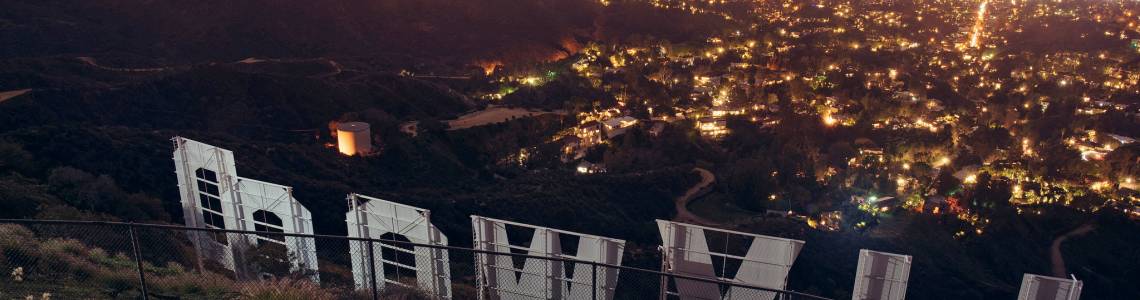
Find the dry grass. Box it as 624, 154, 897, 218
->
0, 224, 364, 299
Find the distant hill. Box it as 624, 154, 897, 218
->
0, 64, 473, 133
0, 0, 728, 65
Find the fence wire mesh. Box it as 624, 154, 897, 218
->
0, 220, 829, 300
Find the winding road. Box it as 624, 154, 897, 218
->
673, 167, 720, 226
77, 57, 171, 72
237, 57, 345, 78
1051, 223, 1095, 278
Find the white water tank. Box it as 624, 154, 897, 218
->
336, 122, 371, 156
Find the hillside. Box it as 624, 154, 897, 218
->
0, 0, 728, 65
3, 0, 1138, 299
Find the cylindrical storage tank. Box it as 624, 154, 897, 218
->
336, 122, 371, 156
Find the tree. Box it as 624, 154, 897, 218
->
723, 158, 778, 211
967, 172, 1011, 213
1104, 144, 1140, 179
965, 125, 1011, 162
933, 168, 961, 196
0, 176, 53, 218
1036, 139, 1092, 180
826, 142, 856, 170
47, 167, 165, 221
0, 141, 33, 173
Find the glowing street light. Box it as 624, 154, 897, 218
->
935, 156, 950, 167
823, 114, 838, 126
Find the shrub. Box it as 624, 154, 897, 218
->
0, 224, 385, 299
148, 271, 238, 299
238, 278, 336, 300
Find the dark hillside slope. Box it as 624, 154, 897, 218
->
0, 0, 600, 63
0, 0, 730, 65
0, 66, 472, 134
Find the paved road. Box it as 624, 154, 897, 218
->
1050, 223, 1095, 277
673, 167, 720, 226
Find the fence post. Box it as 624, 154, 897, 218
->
591, 263, 598, 300
127, 223, 150, 300
367, 239, 379, 300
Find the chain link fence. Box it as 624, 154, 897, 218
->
0, 220, 830, 300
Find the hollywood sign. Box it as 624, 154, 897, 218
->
658, 220, 804, 300
1018, 274, 1083, 300
173, 137, 319, 281
473, 216, 626, 300
174, 137, 1078, 300
852, 250, 912, 300
346, 193, 452, 298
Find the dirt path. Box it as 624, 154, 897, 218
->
235, 57, 344, 77
673, 167, 719, 226
77, 57, 171, 72
1051, 223, 1095, 277
0, 89, 32, 103
445, 106, 565, 130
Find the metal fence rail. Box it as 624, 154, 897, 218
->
0, 219, 831, 300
